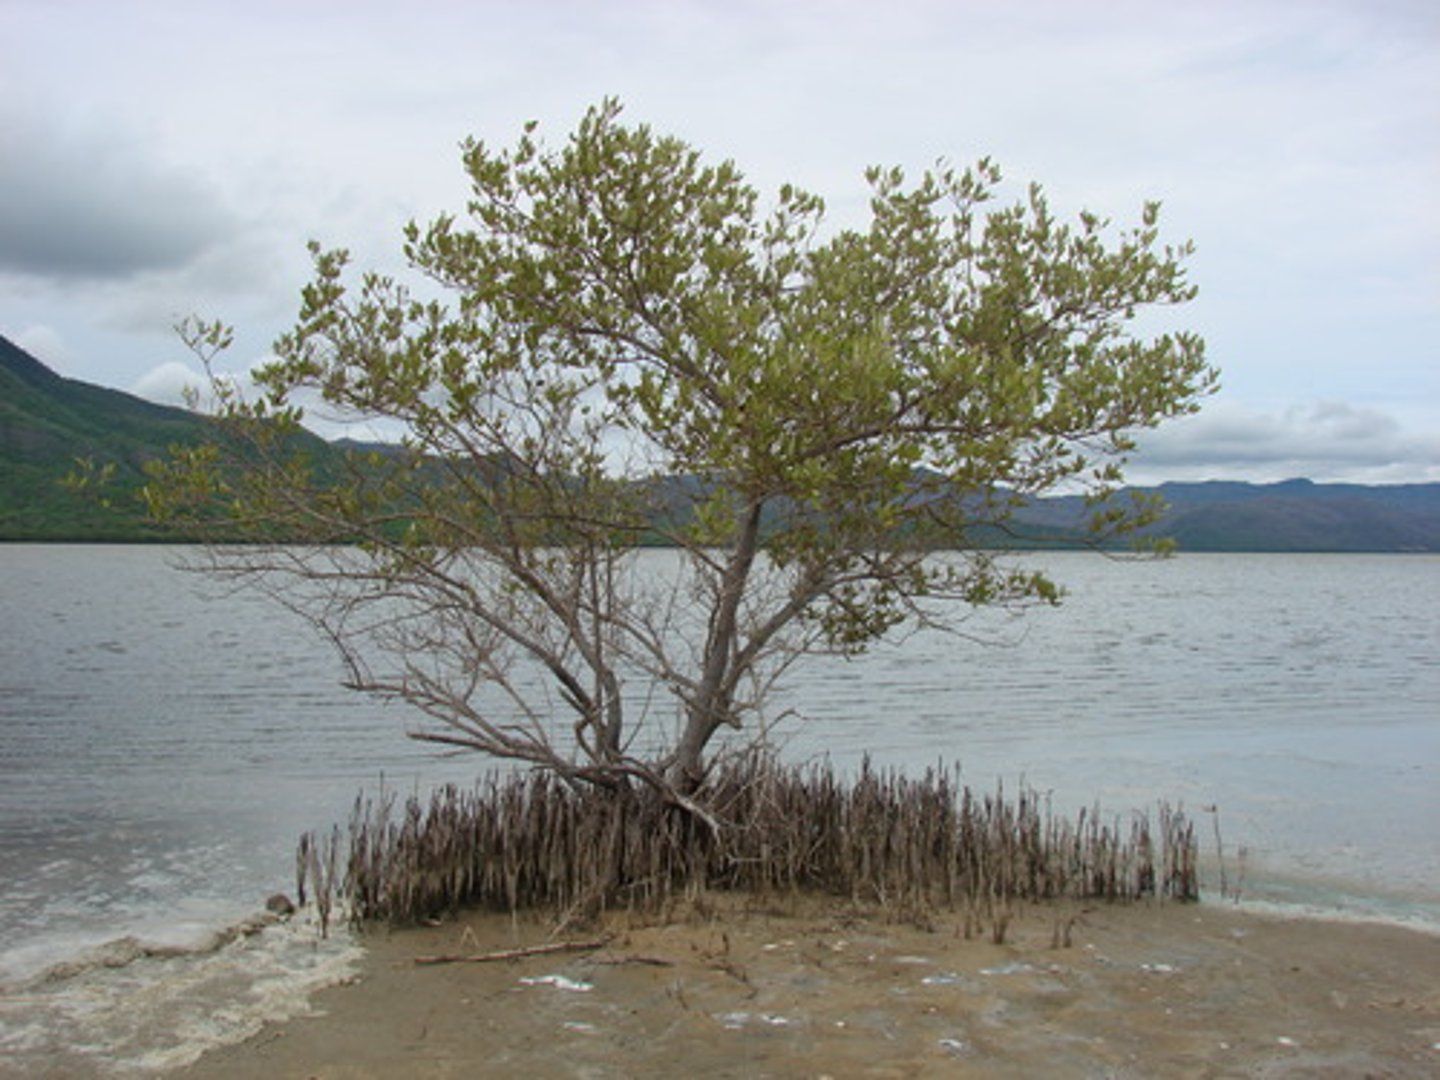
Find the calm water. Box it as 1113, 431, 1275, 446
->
1, 545, 1437, 1073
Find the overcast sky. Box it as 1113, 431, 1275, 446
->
2, 0, 1436, 483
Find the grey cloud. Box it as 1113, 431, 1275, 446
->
1132, 401, 1440, 483
0, 110, 236, 281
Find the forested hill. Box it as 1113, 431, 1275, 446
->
0, 334, 226, 538
2, 334, 1438, 549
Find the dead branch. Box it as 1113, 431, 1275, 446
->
412, 935, 613, 966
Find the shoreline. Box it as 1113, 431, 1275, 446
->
170, 896, 1440, 1079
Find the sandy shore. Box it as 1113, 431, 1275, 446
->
174, 897, 1440, 1079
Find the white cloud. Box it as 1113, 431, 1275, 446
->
9, 324, 74, 374
128, 355, 409, 446
131, 361, 206, 408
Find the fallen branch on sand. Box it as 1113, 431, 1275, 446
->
413, 936, 612, 966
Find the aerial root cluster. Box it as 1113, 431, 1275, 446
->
297, 756, 1198, 935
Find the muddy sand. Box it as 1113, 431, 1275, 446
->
175, 897, 1440, 1078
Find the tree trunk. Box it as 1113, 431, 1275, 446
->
667, 498, 764, 790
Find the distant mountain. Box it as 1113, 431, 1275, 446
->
2, 335, 1437, 550
1012, 479, 1440, 553
1141, 480, 1440, 552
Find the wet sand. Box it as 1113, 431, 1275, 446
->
175, 897, 1440, 1079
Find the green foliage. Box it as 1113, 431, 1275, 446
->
145, 100, 1215, 787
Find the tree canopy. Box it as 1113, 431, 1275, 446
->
148, 99, 1214, 797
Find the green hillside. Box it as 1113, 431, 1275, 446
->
0, 336, 228, 538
